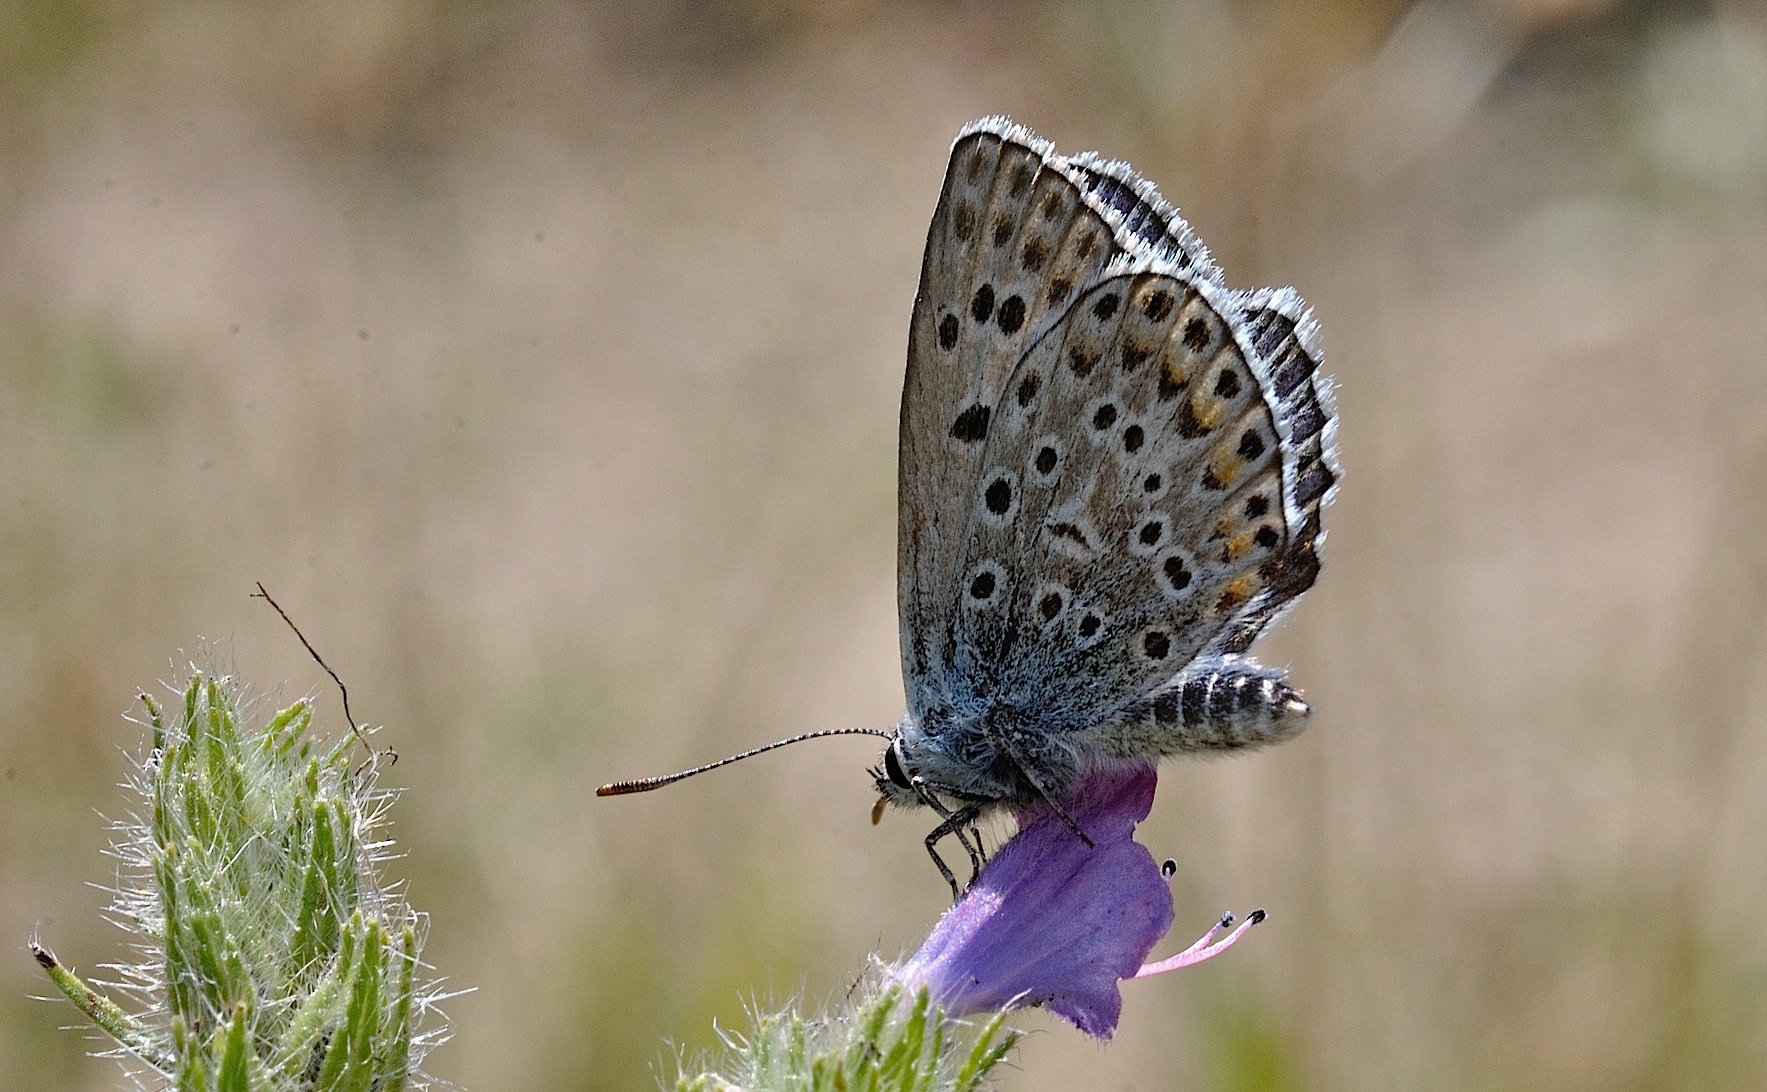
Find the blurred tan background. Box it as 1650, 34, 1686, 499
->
5, 0, 1766, 1088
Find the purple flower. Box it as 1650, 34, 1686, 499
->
893, 762, 1265, 1038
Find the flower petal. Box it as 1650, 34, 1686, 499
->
896, 763, 1174, 1038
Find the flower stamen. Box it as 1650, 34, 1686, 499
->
1134, 908, 1266, 978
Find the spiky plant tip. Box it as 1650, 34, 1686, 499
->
674, 979, 1019, 1092
36, 662, 458, 1090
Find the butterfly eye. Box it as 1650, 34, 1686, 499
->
884, 741, 913, 790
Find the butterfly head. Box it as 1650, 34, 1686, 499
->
868, 707, 1039, 819
870, 721, 926, 815
868, 712, 996, 815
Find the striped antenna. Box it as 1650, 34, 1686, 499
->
596, 727, 892, 796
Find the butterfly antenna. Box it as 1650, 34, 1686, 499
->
596, 727, 892, 796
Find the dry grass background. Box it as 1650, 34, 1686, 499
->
5, 1, 1766, 1088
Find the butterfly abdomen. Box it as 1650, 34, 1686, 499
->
1109, 654, 1311, 755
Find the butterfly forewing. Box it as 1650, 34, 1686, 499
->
900, 122, 1126, 714
1051, 152, 1217, 274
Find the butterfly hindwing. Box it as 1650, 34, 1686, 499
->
946, 270, 1301, 734
1206, 288, 1338, 655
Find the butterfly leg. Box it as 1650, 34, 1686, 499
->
916, 792, 984, 900
928, 805, 984, 900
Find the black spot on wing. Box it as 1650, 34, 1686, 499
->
951, 403, 991, 442
997, 295, 1026, 335
985, 477, 1013, 514
1047, 522, 1091, 548
953, 203, 976, 241
971, 284, 995, 323
1182, 318, 1210, 352
938, 312, 959, 350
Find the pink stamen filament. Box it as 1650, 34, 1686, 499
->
1133, 910, 1264, 978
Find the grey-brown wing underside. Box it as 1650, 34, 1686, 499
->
898, 117, 1336, 739
942, 271, 1323, 733
900, 118, 1211, 715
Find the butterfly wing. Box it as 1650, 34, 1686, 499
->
902, 118, 1215, 719
899, 117, 1338, 780
902, 120, 1112, 716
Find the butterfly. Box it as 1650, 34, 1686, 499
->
867, 117, 1338, 893
600, 117, 1337, 898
